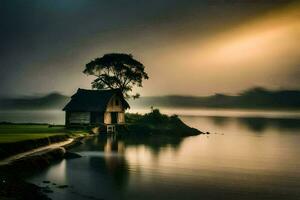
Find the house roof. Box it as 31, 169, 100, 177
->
63, 88, 130, 112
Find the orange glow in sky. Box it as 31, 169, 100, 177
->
136, 3, 300, 95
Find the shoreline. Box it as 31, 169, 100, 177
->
0, 132, 87, 169
0, 133, 88, 200
0, 112, 202, 200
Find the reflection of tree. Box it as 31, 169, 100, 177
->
237, 117, 300, 133
207, 116, 300, 133
210, 116, 230, 127
237, 117, 267, 132
274, 118, 300, 130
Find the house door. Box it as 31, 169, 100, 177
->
111, 112, 118, 124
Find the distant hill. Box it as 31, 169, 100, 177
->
0, 87, 300, 110
130, 87, 300, 110
0, 93, 69, 110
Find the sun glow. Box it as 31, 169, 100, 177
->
190, 3, 300, 71
144, 3, 300, 94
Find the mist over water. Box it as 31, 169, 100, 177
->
1, 108, 300, 125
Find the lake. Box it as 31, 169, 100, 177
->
2, 109, 300, 200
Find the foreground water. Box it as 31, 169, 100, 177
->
1, 109, 300, 199
6, 109, 294, 200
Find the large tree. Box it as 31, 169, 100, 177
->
83, 53, 149, 98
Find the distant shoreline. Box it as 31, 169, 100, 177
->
1, 108, 300, 126
1, 87, 300, 111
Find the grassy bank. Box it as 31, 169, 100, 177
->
0, 124, 66, 143
0, 123, 89, 200
0, 123, 89, 160
0, 123, 88, 143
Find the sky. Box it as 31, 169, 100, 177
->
0, 0, 299, 97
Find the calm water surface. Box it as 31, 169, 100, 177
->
3, 109, 299, 200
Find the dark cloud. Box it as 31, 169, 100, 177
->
0, 0, 298, 96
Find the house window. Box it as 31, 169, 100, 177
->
115, 99, 119, 106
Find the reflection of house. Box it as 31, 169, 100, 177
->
63, 88, 129, 127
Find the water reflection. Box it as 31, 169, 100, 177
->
210, 116, 231, 127
89, 135, 128, 188
76, 133, 184, 155
89, 156, 129, 189
71, 134, 186, 190
27, 115, 300, 200
237, 117, 300, 131
187, 116, 300, 133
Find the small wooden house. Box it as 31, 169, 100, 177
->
63, 88, 129, 127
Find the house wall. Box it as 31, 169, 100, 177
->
66, 94, 126, 126
91, 112, 104, 124
103, 94, 126, 124
69, 112, 90, 124
103, 112, 125, 124
65, 111, 70, 126
106, 95, 124, 112
118, 112, 125, 123
104, 112, 111, 124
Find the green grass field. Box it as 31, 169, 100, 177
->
0, 124, 87, 143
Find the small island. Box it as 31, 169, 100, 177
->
122, 109, 202, 137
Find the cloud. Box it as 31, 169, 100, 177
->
0, 0, 299, 96
143, 2, 300, 95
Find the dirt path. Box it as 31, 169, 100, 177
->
0, 138, 74, 166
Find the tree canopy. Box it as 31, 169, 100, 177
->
83, 53, 149, 98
